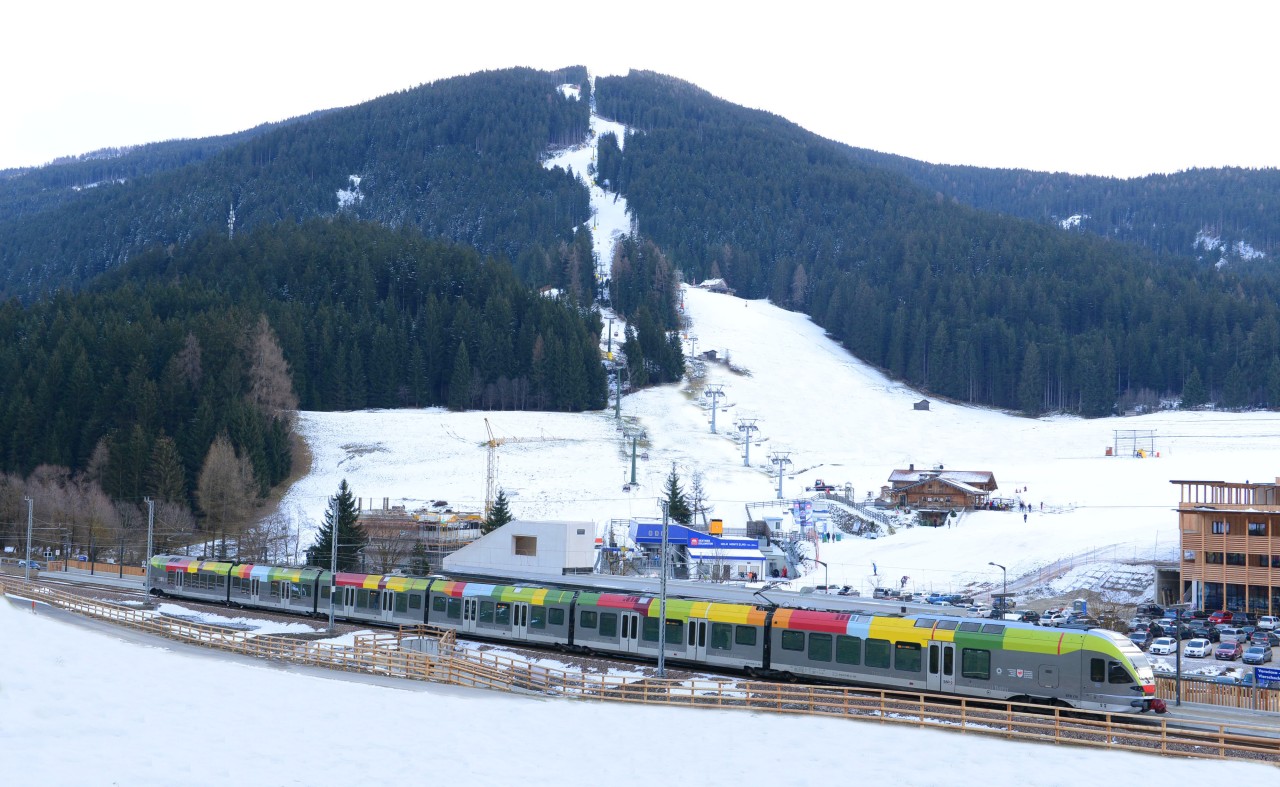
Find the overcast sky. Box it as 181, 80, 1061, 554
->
3, 1, 1276, 177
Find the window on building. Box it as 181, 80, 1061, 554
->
513, 536, 537, 556
1227, 553, 1246, 566
1211, 521, 1229, 534
1248, 522, 1268, 536
1257, 555, 1271, 568
1184, 550, 1197, 563
1206, 552, 1224, 565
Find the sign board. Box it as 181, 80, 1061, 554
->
1254, 666, 1280, 684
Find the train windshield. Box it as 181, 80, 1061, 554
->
1100, 631, 1155, 684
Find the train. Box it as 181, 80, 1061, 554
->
147, 555, 1162, 714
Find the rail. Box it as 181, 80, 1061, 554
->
3, 577, 1277, 765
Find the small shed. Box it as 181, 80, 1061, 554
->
914, 399, 931, 411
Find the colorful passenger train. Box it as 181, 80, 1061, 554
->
148, 555, 1162, 714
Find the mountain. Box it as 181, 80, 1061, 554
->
838, 152, 1280, 267
593, 71, 1280, 414
0, 66, 593, 301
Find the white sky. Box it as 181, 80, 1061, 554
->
3, 1, 1278, 177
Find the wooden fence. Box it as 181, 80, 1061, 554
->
2, 577, 1277, 764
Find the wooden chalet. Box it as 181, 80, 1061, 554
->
883, 464, 999, 526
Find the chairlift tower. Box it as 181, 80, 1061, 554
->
703, 384, 725, 433
769, 451, 792, 500
737, 417, 760, 467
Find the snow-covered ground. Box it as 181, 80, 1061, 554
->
3, 596, 1272, 784
279, 280, 1280, 603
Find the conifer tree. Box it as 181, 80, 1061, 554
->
449, 341, 472, 411
483, 489, 514, 534
308, 479, 367, 571
1182, 367, 1207, 409
663, 466, 692, 525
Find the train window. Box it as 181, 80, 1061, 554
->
1090, 658, 1105, 683
408, 594, 421, 610
446, 597, 462, 620
960, 649, 990, 680
935, 620, 958, 631
395, 594, 408, 614
494, 603, 512, 625
432, 596, 447, 613
599, 612, 618, 638
580, 610, 598, 629
865, 639, 891, 669
808, 633, 833, 662
1108, 661, 1132, 685
666, 619, 684, 644
943, 646, 954, 676
643, 617, 659, 642
894, 642, 922, 673
958, 622, 982, 633
781, 630, 806, 652
320, 585, 331, 602
530, 606, 546, 629
980, 624, 1005, 635
548, 608, 565, 627
711, 623, 733, 650
836, 635, 862, 665
735, 626, 757, 647
913, 619, 936, 629
270, 581, 284, 599
358, 589, 378, 610
479, 601, 495, 623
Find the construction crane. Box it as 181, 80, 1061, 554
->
484, 418, 505, 516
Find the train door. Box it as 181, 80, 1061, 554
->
619, 611, 642, 654
686, 618, 709, 662
461, 597, 479, 635
381, 590, 396, 623
511, 602, 530, 641
927, 641, 956, 693
250, 578, 262, 605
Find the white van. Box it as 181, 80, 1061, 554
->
1259, 616, 1278, 631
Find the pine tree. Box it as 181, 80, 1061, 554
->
1182, 367, 1207, 409
1017, 342, 1042, 416
408, 542, 430, 576
449, 341, 471, 411
663, 466, 692, 525
308, 479, 367, 571
483, 489, 514, 535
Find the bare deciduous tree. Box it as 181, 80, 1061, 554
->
197, 433, 258, 559
246, 315, 298, 425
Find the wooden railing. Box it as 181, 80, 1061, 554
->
3, 577, 1277, 764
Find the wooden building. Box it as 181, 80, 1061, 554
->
1174, 478, 1280, 614
883, 465, 998, 526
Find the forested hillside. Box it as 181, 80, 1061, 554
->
595, 71, 1280, 414
0, 67, 594, 302
840, 151, 1280, 265
0, 219, 606, 525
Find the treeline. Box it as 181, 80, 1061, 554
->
0, 66, 592, 300
609, 234, 685, 386
594, 71, 1280, 414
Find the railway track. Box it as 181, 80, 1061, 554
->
10, 576, 1279, 764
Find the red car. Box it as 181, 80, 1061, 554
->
1215, 641, 1244, 660
1207, 610, 1231, 625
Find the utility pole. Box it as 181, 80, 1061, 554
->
627, 430, 639, 486
658, 500, 670, 678
329, 519, 339, 634
144, 497, 155, 596
738, 418, 759, 467
606, 317, 613, 357
614, 362, 622, 420
24, 496, 33, 583
769, 451, 792, 500
703, 384, 725, 433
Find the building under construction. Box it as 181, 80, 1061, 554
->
357, 499, 482, 574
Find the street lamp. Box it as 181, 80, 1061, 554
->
988, 562, 1007, 611
813, 559, 828, 592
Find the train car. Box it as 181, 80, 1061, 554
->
324, 571, 433, 626
149, 556, 233, 604
425, 580, 576, 647
228, 562, 323, 615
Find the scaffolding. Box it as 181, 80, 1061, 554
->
1113, 429, 1157, 458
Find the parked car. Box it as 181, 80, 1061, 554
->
1207, 610, 1231, 625
1217, 626, 1248, 644
1215, 641, 1244, 660
1128, 630, 1153, 650
1249, 630, 1280, 647
1148, 637, 1177, 655
1041, 612, 1071, 628
1188, 623, 1220, 642
1183, 638, 1214, 658
1258, 615, 1279, 631
1126, 618, 1150, 633
1231, 611, 1257, 626
1136, 603, 1164, 618
1242, 644, 1273, 665
16, 559, 42, 569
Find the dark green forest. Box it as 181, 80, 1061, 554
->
0, 219, 607, 510
0, 67, 593, 302
595, 71, 1280, 414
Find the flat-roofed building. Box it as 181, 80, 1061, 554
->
1174, 478, 1280, 614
